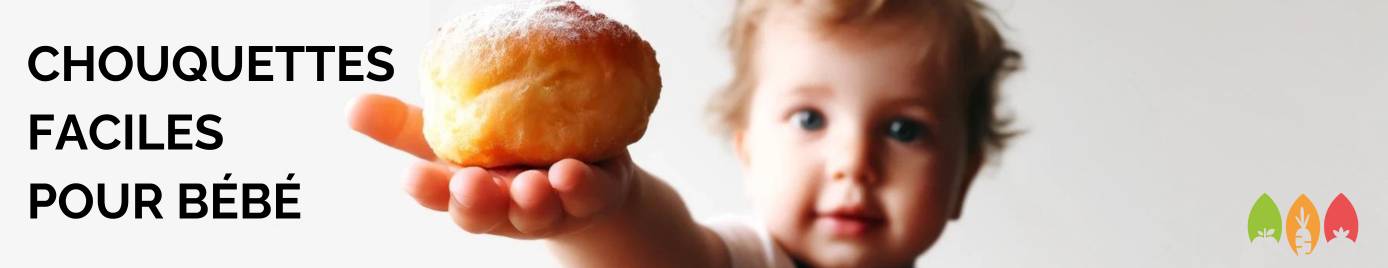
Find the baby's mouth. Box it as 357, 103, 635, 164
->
817, 205, 885, 237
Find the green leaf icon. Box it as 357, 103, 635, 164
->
1249, 193, 1283, 242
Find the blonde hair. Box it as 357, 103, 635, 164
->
710, 0, 1020, 159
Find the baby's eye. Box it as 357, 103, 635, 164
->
792, 108, 825, 131
885, 118, 925, 143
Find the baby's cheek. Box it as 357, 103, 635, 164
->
881, 164, 953, 247
747, 130, 818, 201
743, 123, 824, 227
754, 154, 820, 224
757, 162, 818, 214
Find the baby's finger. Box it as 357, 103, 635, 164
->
405, 161, 452, 211
548, 159, 607, 218
508, 170, 563, 235
448, 167, 510, 234
347, 93, 436, 161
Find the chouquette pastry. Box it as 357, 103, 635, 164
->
421, 0, 661, 168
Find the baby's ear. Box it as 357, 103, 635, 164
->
732, 130, 751, 168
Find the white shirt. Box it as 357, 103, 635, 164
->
704, 216, 796, 268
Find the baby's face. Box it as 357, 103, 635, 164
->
737, 15, 977, 267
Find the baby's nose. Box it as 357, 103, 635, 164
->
826, 130, 878, 184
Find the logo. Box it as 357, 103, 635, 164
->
1247, 193, 1358, 256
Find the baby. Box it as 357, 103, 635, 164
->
349, 0, 1018, 267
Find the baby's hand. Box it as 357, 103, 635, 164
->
412, 153, 636, 239
347, 93, 636, 239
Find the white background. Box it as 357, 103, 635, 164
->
1, 0, 1385, 266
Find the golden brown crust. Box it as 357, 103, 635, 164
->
422, 0, 660, 167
